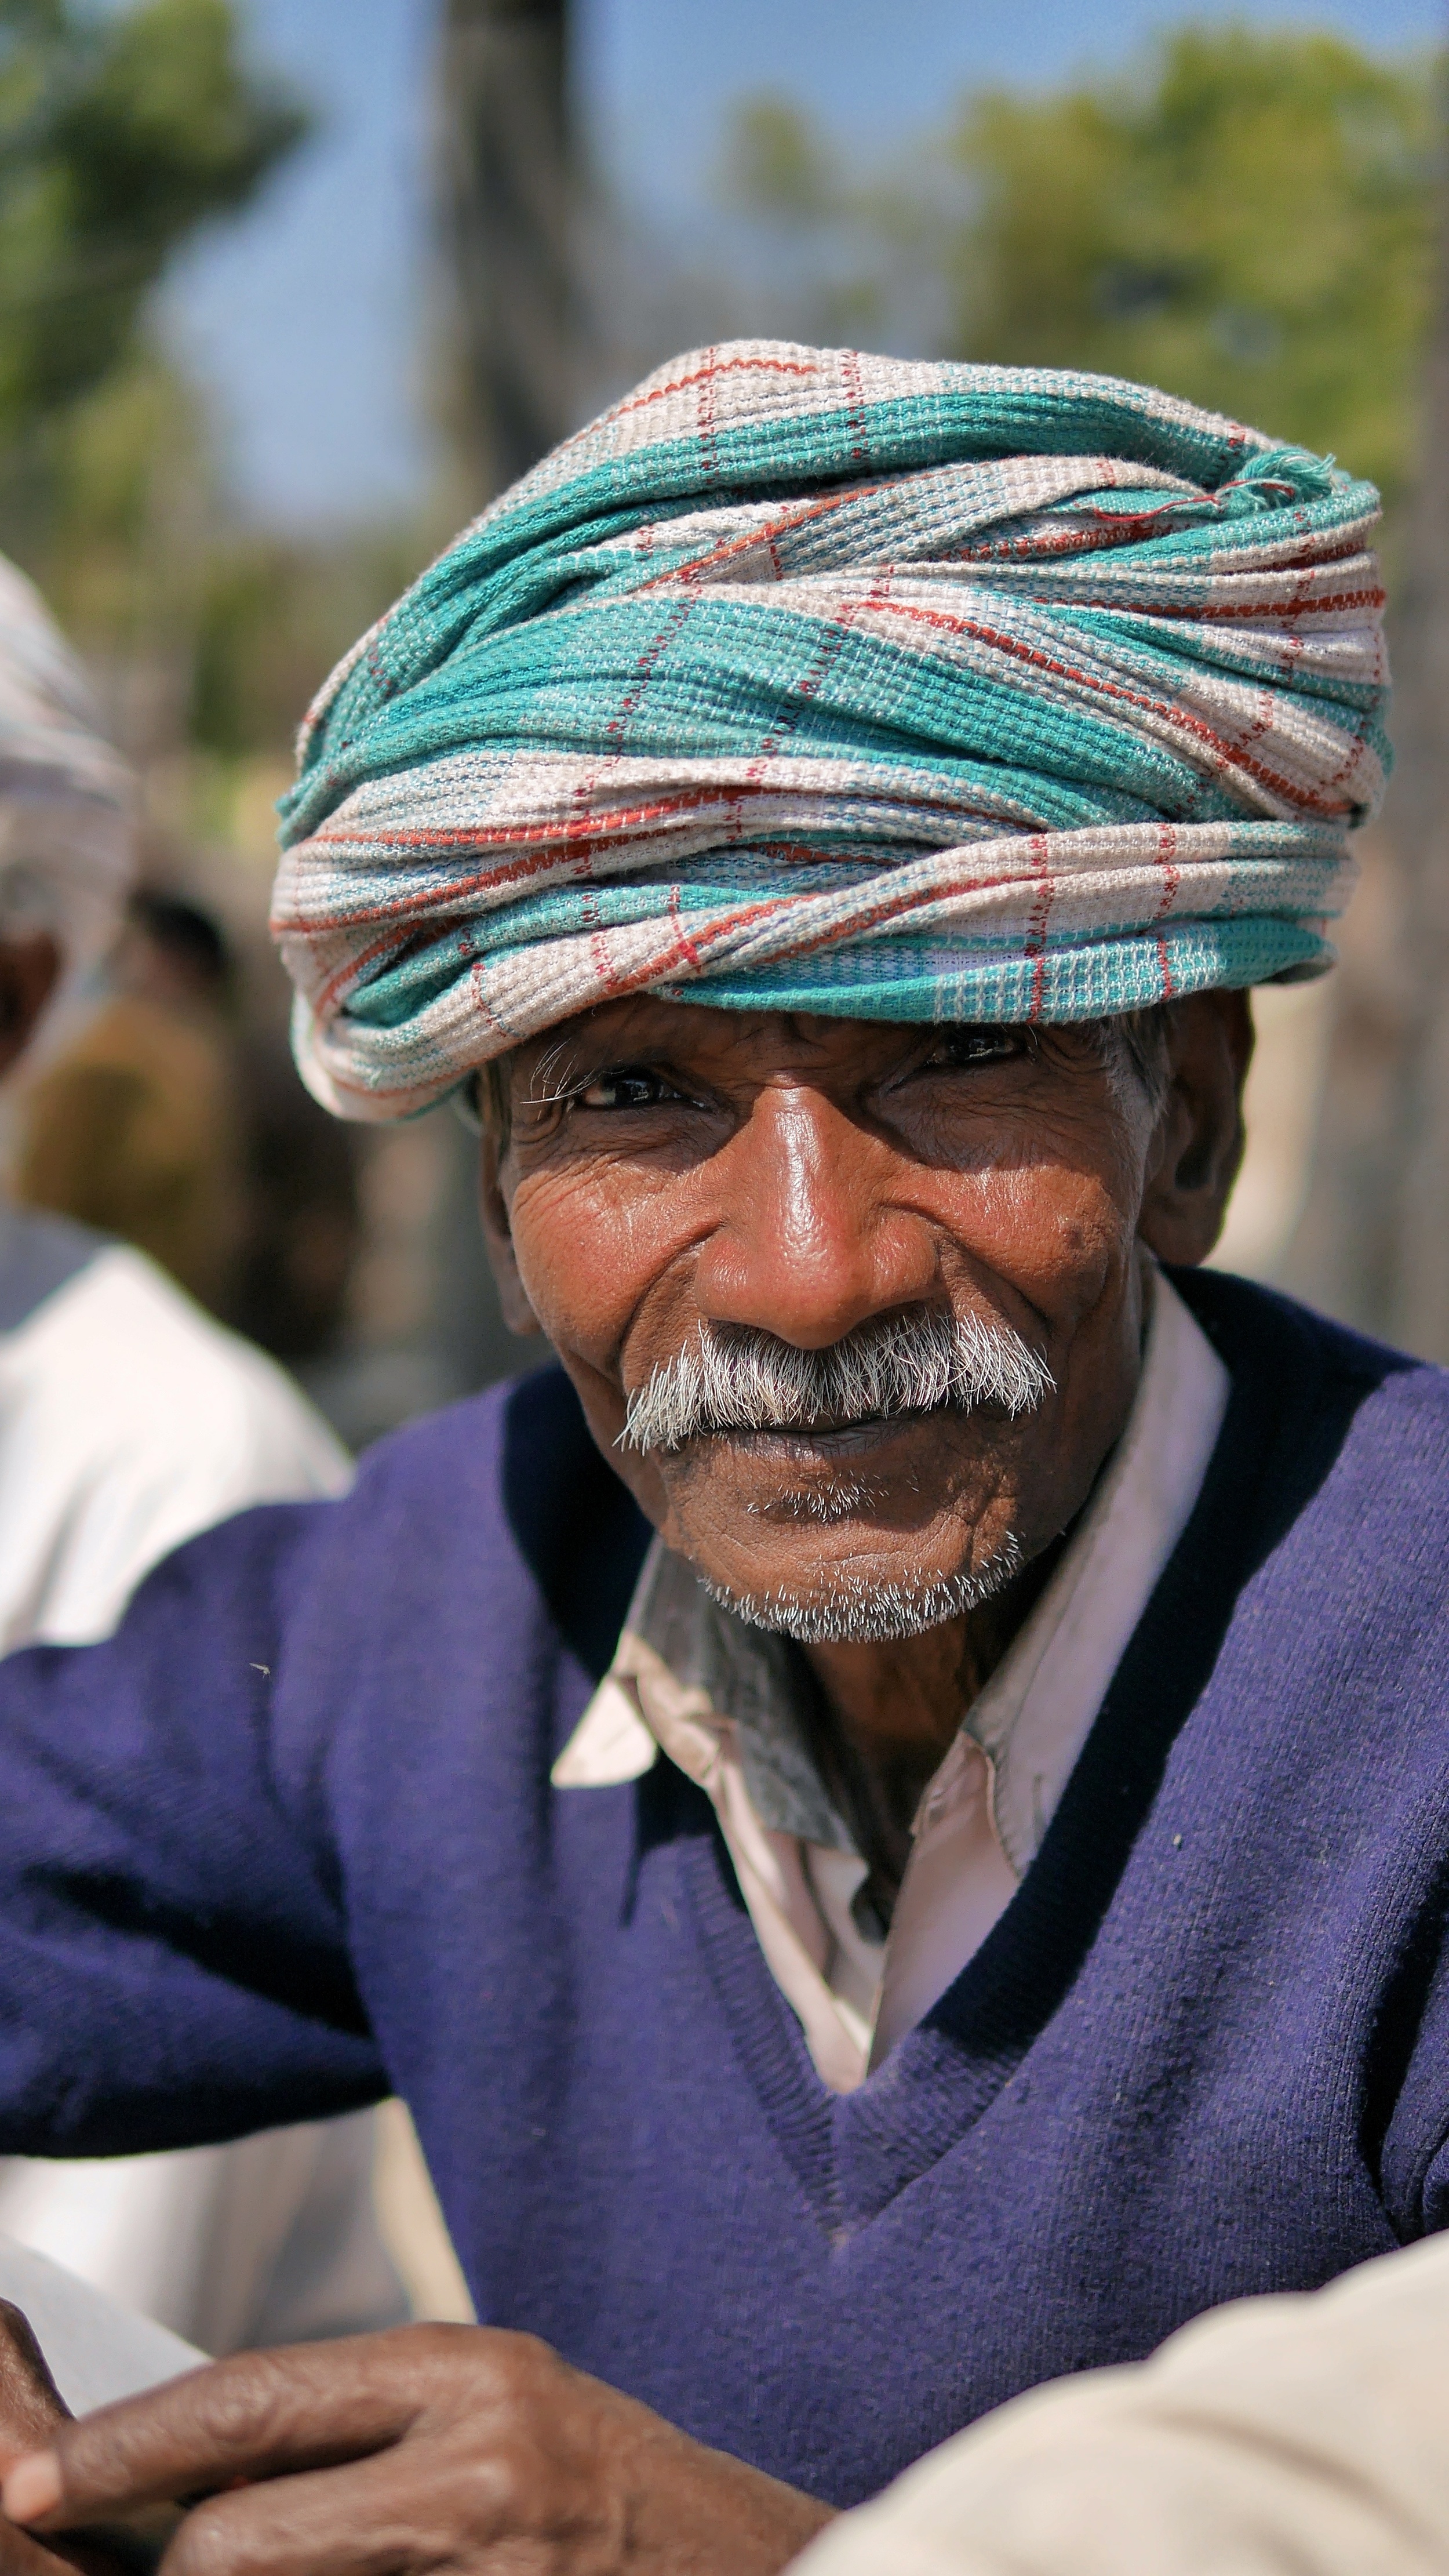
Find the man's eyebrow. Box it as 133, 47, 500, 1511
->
519, 1040, 588, 1106
518, 1034, 694, 1106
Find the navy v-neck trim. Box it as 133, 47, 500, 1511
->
667, 1271, 1392, 2230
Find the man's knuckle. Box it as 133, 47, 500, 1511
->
402, 2323, 469, 2375
190, 2360, 289, 2461
166, 2499, 234, 2576
456, 2437, 530, 2526
471, 2329, 559, 2404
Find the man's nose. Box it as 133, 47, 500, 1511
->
693, 1085, 937, 1348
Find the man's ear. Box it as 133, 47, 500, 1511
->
0, 933, 60, 1081
1137, 989, 1254, 1267
479, 1129, 544, 1337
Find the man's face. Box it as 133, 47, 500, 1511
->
483, 998, 1246, 1634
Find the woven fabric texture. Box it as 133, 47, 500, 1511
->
0, 553, 133, 976
275, 343, 1389, 1120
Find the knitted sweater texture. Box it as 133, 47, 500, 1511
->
1, 1270, 1447, 2506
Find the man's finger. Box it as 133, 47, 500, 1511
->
155, 2443, 500, 2576
0, 2521, 104, 2576
0, 2306, 70, 2463
2, 2332, 454, 2530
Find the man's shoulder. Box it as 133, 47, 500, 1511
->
1174, 1265, 1449, 1512
347, 1364, 650, 1684
1175, 1266, 1447, 1403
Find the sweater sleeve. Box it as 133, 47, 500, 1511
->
0, 1497, 386, 2160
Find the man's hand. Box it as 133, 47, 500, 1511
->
0, 2301, 125, 2576
1, 2323, 836, 2576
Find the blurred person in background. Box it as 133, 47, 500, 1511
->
13, 886, 247, 1320
16, 884, 363, 1368
0, 547, 406, 2355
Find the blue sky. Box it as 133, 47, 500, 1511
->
156, 0, 1443, 528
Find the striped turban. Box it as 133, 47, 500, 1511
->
275, 341, 1388, 1121
0, 552, 134, 997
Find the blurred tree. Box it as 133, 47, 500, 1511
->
426, 0, 587, 1411
0, 0, 307, 452
1287, 75, 1449, 1351
190, 522, 434, 757
945, 30, 1436, 515
726, 30, 1438, 521
726, 95, 836, 225
436, 0, 581, 508
0, 0, 312, 751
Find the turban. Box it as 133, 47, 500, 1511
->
275, 342, 1388, 1121
0, 552, 134, 992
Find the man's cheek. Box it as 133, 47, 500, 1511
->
938, 1165, 1127, 1327
505, 1175, 638, 1358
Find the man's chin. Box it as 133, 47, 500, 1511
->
654, 1418, 1031, 1644
697, 1545, 1024, 1646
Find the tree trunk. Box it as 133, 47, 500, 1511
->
426, 0, 582, 1407
435, 0, 579, 506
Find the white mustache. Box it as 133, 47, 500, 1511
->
618, 1307, 1054, 1456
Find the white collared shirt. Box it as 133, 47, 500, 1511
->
555, 1270, 1229, 2092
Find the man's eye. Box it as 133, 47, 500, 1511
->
919, 1029, 1027, 1071
574, 1067, 680, 1111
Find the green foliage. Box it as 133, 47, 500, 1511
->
946, 30, 1437, 506
725, 27, 1440, 512
723, 93, 836, 223
0, 0, 313, 750
0, 0, 307, 445
190, 523, 438, 758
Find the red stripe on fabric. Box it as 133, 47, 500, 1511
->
696, 343, 722, 489
1025, 835, 1053, 1018
603, 596, 698, 750
842, 348, 869, 472
1154, 823, 1181, 919
606, 355, 819, 427
667, 884, 704, 972
636, 484, 880, 591
878, 595, 1358, 817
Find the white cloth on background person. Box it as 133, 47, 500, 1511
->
0, 1201, 407, 2351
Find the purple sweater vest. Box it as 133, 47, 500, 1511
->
1, 1270, 1448, 2506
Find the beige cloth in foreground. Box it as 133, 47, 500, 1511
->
791, 2229, 1449, 2576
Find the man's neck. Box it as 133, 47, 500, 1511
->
799, 1537, 1069, 1902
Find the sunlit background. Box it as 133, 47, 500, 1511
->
4, 0, 1444, 1441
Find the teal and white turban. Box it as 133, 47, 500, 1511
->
275, 341, 1388, 1121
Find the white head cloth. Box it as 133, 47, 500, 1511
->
0, 553, 134, 1010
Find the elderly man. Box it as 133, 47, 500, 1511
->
0, 345, 1421, 2575
0, 552, 403, 2358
